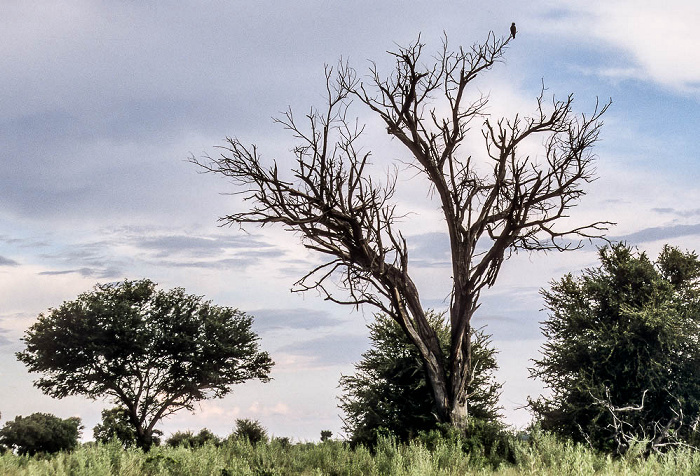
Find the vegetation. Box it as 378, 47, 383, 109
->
340, 312, 502, 447
0, 413, 82, 456
3, 430, 700, 475
530, 243, 700, 454
231, 419, 269, 445
165, 429, 220, 448
93, 407, 142, 448
192, 31, 610, 429
9, 21, 700, 474
17, 279, 273, 451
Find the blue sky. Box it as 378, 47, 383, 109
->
1, 1, 699, 441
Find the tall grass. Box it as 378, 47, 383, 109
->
2, 432, 700, 475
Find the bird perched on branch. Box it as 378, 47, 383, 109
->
510, 22, 517, 39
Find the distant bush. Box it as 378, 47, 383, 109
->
0, 412, 82, 456
166, 428, 221, 448
231, 418, 268, 444
93, 407, 138, 448
272, 436, 292, 448
417, 419, 521, 468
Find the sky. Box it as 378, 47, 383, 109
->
1, 1, 700, 442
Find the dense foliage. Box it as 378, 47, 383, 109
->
232, 418, 268, 445
93, 407, 155, 448
530, 243, 700, 454
17, 279, 273, 451
4, 431, 700, 475
0, 412, 82, 456
166, 428, 221, 448
340, 312, 502, 447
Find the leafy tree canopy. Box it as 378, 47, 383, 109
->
340, 312, 502, 447
231, 418, 268, 444
93, 406, 150, 448
0, 413, 82, 456
17, 279, 273, 451
530, 243, 700, 454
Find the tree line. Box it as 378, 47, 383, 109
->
4, 30, 700, 459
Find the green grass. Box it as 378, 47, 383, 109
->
2, 433, 700, 475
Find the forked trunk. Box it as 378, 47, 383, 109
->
421, 348, 471, 429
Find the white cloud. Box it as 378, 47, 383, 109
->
538, 1, 700, 93
247, 401, 290, 418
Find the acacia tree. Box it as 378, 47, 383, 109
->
17, 279, 273, 450
193, 32, 610, 427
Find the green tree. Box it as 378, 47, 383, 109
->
93, 407, 141, 448
340, 312, 502, 447
17, 279, 273, 451
231, 418, 268, 444
530, 243, 700, 454
166, 428, 220, 448
193, 32, 609, 429
0, 413, 82, 456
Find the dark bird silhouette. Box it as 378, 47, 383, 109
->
510, 22, 517, 39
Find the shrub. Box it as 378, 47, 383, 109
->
340, 312, 502, 448
417, 419, 521, 468
0, 412, 82, 456
93, 407, 138, 448
166, 428, 221, 448
231, 418, 268, 444
531, 244, 700, 454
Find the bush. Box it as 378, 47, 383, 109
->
93, 407, 138, 448
531, 244, 700, 454
417, 419, 521, 468
340, 312, 502, 448
166, 428, 221, 448
0, 412, 82, 456
231, 418, 268, 444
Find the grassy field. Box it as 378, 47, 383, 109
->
2, 432, 700, 476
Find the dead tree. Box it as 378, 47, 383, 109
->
589, 388, 699, 455
192, 32, 611, 427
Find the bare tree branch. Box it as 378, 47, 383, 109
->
192, 31, 612, 426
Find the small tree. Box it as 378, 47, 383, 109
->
232, 418, 268, 444
193, 32, 610, 428
340, 312, 501, 447
93, 407, 140, 448
530, 243, 700, 454
0, 413, 82, 456
17, 279, 273, 451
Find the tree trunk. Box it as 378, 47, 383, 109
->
421, 350, 470, 429
136, 428, 155, 452
450, 401, 469, 427
126, 405, 155, 451
421, 360, 451, 422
